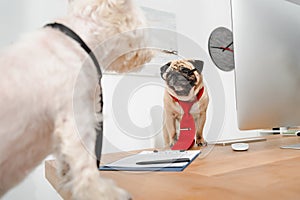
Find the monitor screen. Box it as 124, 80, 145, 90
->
231, 0, 300, 130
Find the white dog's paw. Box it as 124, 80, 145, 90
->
97, 178, 132, 200
107, 181, 132, 200
98, 180, 132, 200
72, 177, 131, 200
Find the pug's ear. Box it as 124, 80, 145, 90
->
160, 62, 171, 80
189, 60, 204, 74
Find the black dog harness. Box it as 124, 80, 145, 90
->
44, 22, 102, 77
44, 22, 103, 167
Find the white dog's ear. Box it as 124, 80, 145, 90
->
189, 60, 204, 74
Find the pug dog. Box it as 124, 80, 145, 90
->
160, 59, 209, 148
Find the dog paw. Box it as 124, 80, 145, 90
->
102, 180, 132, 200
110, 184, 132, 200
196, 138, 207, 147
72, 177, 131, 200
170, 138, 178, 148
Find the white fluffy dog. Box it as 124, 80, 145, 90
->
0, 0, 152, 199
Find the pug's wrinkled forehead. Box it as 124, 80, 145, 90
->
171, 60, 199, 70
160, 59, 204, 80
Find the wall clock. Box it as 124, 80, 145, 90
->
208, 27, 235, 71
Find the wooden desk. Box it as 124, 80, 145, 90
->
45, 135, 300, 199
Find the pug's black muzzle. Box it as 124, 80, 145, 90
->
166, 71, 196, 96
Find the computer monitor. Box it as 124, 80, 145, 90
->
232, 0, 300, 130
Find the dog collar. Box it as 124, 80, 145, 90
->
44, 22, 102, 78
44, 22, 103, 167
170, 87, 204, 104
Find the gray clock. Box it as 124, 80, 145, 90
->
208, 27, 235, 71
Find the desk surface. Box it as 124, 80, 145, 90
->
45, 135, 300, 200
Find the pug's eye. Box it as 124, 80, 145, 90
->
188, 68, 197, 76
180, 67, 190, 74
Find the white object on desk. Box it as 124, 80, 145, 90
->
100, 150, 201, 171
231, 143, 249, 151
211, 137, 266, 146
280, 143, 300, 150
104, 150, 199, 168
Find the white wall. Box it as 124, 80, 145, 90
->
121, 0, 259, 151
0, 0, 258, 199
0, 1, 66, 199
0, 0, 67, 47
174, 0, 259, 140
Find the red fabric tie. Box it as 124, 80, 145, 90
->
171, 87, 204, 150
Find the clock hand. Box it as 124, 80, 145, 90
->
210, 46, 224, 50
222, 42, 233, 52
223, 47, 234, 53
211, 46, 234, 52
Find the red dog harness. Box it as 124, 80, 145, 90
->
170, 87, 204, 150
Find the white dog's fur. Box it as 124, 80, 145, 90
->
0, 0, 152, 199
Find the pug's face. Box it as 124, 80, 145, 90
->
160, 60, 204, 99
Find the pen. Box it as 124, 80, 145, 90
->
136, 158, 190, 165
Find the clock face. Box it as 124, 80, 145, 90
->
208, 27, 235, 71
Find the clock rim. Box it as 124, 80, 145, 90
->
208, 26, 235, 72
